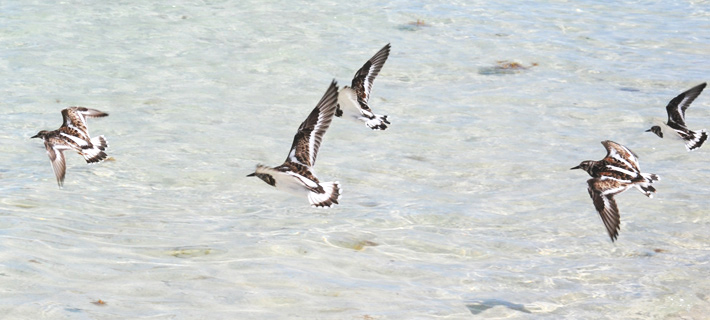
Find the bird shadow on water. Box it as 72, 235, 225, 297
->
465, 299, 532, 315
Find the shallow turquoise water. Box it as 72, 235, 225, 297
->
1, 1, 710, 318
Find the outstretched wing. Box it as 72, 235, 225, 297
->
44, 141, 70, 188
350, 43, 391, 111
61, 107, 109, 139
665, 83, 706, 127
587, 178, 628, 242
286, 80, 339, 167
601, 140, 641, 175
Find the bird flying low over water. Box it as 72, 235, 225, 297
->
336, 43, 391, 130
646, 82, 707, 151
32, 107, 109, 188
248, 80, 342, 208
571, 140, 659, 242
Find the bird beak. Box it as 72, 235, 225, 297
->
570, 165, 581, 170
31, 134, 40, 139
246, 172, 256, 177
644, 128, 652, 132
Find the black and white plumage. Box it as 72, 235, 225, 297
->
571, 140, 659, 242
646, 82, 707, 151
248, 80, 342, 208
336, 43, 391, 130
31, 107, 109, 188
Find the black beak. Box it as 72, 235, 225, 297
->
246, 172, 256, 177
644, 128, 652, 132
31, 134, 40, 139
570, 165, 581, 170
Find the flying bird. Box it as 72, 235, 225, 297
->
571, 140, 659, 242
646, 83, 707, 151
32, 107, 109, 187
336, 43, 391, 130
248, 80, 342, 207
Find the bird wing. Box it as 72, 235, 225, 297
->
45, 140, 70, 187
61, 107, 108, 139
601, 140, 641, 174
665, 83, 706, 127
286, 80, 339, 167
350, 43, 391, 111
587, 178, 628, 242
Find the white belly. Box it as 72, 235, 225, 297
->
272, 171, 315, 196
337, 88, 365, 120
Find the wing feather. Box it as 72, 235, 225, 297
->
286, 80, 339, 167
601, 140, 640, 173
665, 83, 706, 127
61, 107, 108, 139
45, 141, 69, 187
350, 44, 391, 110
587, 178, 625, 242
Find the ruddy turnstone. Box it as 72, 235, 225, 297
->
248, 80, 342, 207
646, 83, 707, 151
32, 107, 109, 188
336, 43, 391, 130
571, 140, 659, 242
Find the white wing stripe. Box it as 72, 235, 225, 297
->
59, 132, 89, 147
286, 171, 319, 189
606, 165, 639, 178
600, 184, 631, 196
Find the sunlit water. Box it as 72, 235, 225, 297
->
1, 1, 710, 318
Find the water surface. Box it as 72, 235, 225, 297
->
1, 1, 710, 318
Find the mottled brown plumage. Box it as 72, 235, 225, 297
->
32, 107, 109, 187
572, 140, 659, 242
336, 43, 391, 130
248, 80, 342, 207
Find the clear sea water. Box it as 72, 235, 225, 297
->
1, 1, 710, 319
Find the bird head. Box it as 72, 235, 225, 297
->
31, 130, 50, 139
570, 161, 595, 174
645, 125, 663, 138
247, 166, 276, 186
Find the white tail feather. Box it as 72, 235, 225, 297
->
83, 135, 108, 163
641, 172, 660, 183
634, 184, 656, 198
685, 129, 707, 151
635, 172, 659, 198
365, 114, 390, 130
308, 181, 341, 208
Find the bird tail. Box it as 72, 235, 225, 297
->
635, 172, 660, 198
308, 181, 341, 208
365, 114, 390, 131
685, 129, 707, 151
83, 135, 109, 163
642, 172, 660, 183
